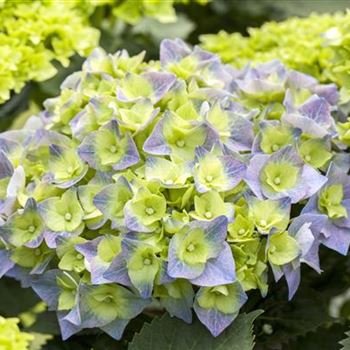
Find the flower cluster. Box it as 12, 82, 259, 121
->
0, 0, 206, 104
200, 11, 350, 99
0, 0, 100, 103
0, 39, 349, 339
0, 316, 33, 350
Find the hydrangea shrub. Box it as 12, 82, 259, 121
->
0, 38, 349, 340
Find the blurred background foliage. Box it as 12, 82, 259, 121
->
1, 1, 350, 349
2, 0, 350, 132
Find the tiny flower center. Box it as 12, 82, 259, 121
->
269, 245, 276, 253
272, 144, 279, 152
205, 211, 213, 219
34, 249, 41, 256
28, 225, 36, 233
143, 258, 152, 266
105, 295, 113, 303
238, 228, 245, 235
186, 243, 195, 252
273, 177, 281, 185
76, 254, 83, 260
165, 179, 174, 185
145, 207, 155, 216
259, 219, 267, 227
110, 145, 117, 153
176, 139, 185, 148
67, 166, 74, 174
305, 155, 312, 162
205, 175, 213, 183
65, 213, 72, 221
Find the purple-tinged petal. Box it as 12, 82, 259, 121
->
6, 266, 32, 287
244, 154, 269, 199
142, 115, 171, 156
312, 84, 339, 106
195, 305, 237, 337
160, 38, 192, 66
93, 176, 133, 230
102, 254, 131, 286
100, 319, 129, 340
0, 151, 13, 178
286, 70, 317, 90
167, 247, 205, 280
270, 263, 283, 282
190, 243, 235, 287
31, 270, 60, 310
0, 249, 15, 278
282, 264, 301, 300
289, 214, 328, 238
57, 311, 82, 340
298, 95, 332, 126
320, 222, 350, 255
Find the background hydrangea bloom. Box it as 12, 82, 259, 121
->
0, 38, 349, 340
200, 11, 350, 110
0, 316, 33, 350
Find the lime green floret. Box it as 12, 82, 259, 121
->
120, 74, 153, 100
10, 211, 43, 247
130, 192, 167, 227
197, 284, 242, 314
42, 190, 84, 232
249, 199, 289, 234
57, 237, 86, 273
195, 155, 229, 191
86, 285, 132, 323
48, 148, 86, 183
318, 184, 348, 219
260, 125, 294, 154
191, 191, 232, 221
163, 123, 207, 161
95, 128, 129, 167
11, 244, 51, 269
268, 232, 300, 266
168, 55, 198, 80
227, 215, 255, 242
127, 245, 160, 290
178, 228, 210, 266
260, 162, 299, 193
299, 138, 332, 168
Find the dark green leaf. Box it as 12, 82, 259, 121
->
129, 310, 263, 350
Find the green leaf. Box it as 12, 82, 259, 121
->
340, 329, 350, 350
129, 310, 263, 350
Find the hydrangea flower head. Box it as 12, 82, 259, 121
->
0, 39, 349, 340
